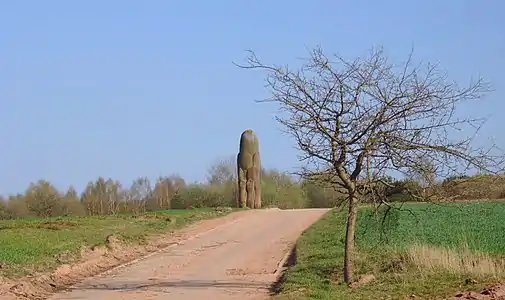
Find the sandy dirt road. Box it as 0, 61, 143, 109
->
48, 208, 329, 300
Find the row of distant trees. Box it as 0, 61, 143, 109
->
1, 155, 501, 220
0, 157, 332, 219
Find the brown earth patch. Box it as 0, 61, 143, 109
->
0, 220, 79, 231
451, 284, 505, 300
35, 221, 79, 231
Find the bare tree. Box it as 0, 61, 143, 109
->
129, 177, 152, 213
95, 177, 107, 215
81, 181, 98, 215
25, 180, 62, 218
61, 185, 85, 216
153, 176, 175, 210
236, 46, 504, 284
106, 179, 122, 214
207, 156, 237, 186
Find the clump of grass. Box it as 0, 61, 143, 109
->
407, 243, 505, 277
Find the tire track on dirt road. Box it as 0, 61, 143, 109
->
49, 208, 330, 300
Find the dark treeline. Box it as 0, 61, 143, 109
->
0, 158, 503, 220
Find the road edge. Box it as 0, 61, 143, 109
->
1, 210, 252, 300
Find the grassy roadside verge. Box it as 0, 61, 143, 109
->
274, 202, 505, 299
0, 207, 234, 278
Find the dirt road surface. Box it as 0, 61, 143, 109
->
48, 208, 329, 300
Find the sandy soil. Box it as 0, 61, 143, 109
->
451, 285, 505, 300
24, 208, 328, 300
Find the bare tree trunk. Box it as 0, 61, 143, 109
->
166, 188, 171, 209
344, 194, 359, 284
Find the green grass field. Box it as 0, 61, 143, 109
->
275, 201, 505, 299
0, 208, 232, 277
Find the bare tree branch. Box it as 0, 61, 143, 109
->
236, 45, 503, 285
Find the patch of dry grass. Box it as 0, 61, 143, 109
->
407, 243, 505, 277
440, 174, 505, 201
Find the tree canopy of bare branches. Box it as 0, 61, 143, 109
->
236, 46, 504, 284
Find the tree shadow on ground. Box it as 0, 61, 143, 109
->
68, 246, 299, 296
270, 245, 297, 295
70, 279, 271, 292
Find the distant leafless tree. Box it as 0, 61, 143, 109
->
61, 185, 85, 216
95, 177, 107, 215
25, 180, 62, 218
207, 156, 237, 186
236, 46, 504, 284
106, 179, 122, 214
129, 177, 152, 213
81, 181, 97, 215
153, 176, 175, 210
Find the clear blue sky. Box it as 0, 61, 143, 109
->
1, 0, 503, 195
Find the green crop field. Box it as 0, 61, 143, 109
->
274, 201, 505, 299
0, 208, 232, 278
